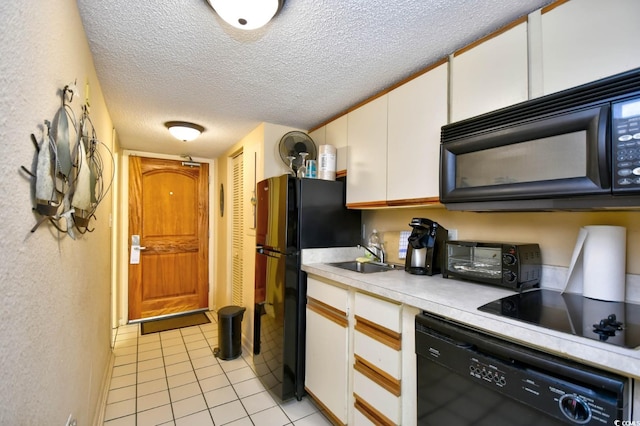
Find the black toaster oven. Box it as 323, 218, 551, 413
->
443, 241, 541, 290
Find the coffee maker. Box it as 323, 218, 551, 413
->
404, 218, 448, 275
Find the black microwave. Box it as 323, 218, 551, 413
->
440, 67, 640, 211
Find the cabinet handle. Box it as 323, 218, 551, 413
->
354, 355, 401, 397
354, 393, 397, 426
307, 297, 348, 328
355, 315, 401, 351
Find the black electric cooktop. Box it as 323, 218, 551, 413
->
478, 289, 640, 349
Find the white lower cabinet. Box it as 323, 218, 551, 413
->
305, 277, 349, 425
353, 370, 401, 425
354, 330, 401, 379
353, 292, 402, 425
305, 275, 418, 425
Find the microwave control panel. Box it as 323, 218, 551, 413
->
612, 97, 640, 191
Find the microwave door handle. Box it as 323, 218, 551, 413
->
597, 105, 611, 188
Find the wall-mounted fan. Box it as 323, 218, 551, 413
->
278, 131, 317, 172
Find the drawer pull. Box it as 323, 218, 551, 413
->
354, 355, 401, 397
355, 315, 401, 350
307, 296, 348, 328
354, 393, 397, 426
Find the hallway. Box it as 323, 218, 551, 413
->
103, 311, 330, 426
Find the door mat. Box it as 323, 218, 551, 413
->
140, 312, 211, 335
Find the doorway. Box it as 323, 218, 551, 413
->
127, 156, 209, 320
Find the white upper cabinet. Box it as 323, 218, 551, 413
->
451, 20, 529, 122
387, 61, 448, 201
326, 115, 349, 172
346, 95, 388, 205
309, 115, 349, 175
308, 126, 325, 146
541, 0, 640, 95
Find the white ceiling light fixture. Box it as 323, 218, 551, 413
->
165, 121, 205, 142
206, 0, 285, 30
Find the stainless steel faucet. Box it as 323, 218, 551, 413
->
358, 244, 386, 264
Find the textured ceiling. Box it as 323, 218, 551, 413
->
76, 0, 553, 159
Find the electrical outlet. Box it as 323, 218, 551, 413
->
448, 229, 458, 240
66, 414, 77, 426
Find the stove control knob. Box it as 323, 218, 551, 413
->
559, 394, 591, 424
503, 254, 517, 265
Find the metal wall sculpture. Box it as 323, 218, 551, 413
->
21, 81, 114, 239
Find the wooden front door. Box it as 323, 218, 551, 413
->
128, 156, 209, 320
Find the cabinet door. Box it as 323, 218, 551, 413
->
451, 20, 528, 122
305, 306, 348, 424
309, 126, 326, 147
326, 115, 348, 172
541, 0, 640, 95
305, 277, 349, 424
346, 95, 388, 206
387, 61, 448, 201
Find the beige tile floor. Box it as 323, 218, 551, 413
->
103, 311, 331, 426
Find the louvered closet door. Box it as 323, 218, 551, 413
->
232, 152, 244, 306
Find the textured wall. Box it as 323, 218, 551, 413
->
0, 1, 114, 424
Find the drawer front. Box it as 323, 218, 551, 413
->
355, 291, 401, 332
354, 370, 401, 424
354, 396, 397, 426
353, 407, 374, 426
307, 276, 348, 312
354, 330, 401, 379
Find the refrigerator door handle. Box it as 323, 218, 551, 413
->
253, 301, 266, 354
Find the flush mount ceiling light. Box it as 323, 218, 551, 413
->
165, 121, 205, 142
206, 0, 285, 30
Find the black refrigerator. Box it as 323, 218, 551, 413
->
253, 174, 361, 402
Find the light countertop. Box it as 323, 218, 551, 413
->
301, 248, 640, 379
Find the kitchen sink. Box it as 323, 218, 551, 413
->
329, 260, 397, 273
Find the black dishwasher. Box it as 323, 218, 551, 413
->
415, 313, 629, 425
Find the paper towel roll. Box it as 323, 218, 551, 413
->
318, 144, 337, 181
582, 226, 626, 301
565, 225, 626, 301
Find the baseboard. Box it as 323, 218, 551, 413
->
92, 350, 115, 426
241, 334, 252, 358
